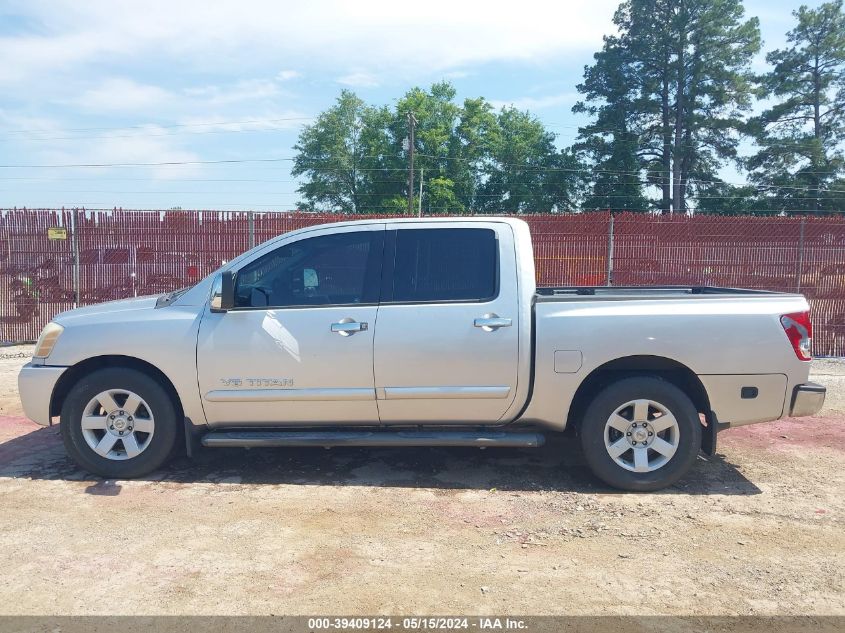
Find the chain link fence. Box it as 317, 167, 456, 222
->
2, 208, 844, 354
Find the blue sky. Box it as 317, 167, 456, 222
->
0, 0, 827, 211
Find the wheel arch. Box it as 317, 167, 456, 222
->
50, 355, 185, 422
566, 355, 711, 436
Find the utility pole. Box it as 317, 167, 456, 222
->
407, 111, 416, 216
418, 167, 424, 217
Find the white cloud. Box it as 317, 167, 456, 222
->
0, 0, 619, 89
490, 92, 580, 112
336, 72, 380, 88
0, 31, 103, 87
174, 111, 313, 132
65, 76, 294, 116
8, 123, 203, 180
0, 110, 63, 134
276, 70, 301, 81
0, 0, 620, 208
69, 78, 174, 114
86, 132, 203, 180
185, 79, 283, 107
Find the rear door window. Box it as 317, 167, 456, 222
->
390, 228, 498, 303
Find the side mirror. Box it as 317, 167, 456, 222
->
210, 271, 235, 312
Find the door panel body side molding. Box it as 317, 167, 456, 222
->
382, 386, 511, 400
205, 388, 375, 402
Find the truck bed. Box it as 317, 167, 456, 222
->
535, 286, 788, 301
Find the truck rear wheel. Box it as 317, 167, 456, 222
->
579, 376, 701, 491
60, 368, 178, 478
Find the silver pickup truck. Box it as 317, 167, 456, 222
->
18, 217, 825, 490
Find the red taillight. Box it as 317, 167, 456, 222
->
780, 311, 813, 361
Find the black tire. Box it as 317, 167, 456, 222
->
60, 368, 179, 478
579, 376, 702, 492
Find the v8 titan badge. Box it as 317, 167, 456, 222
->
221, 378, 295, 387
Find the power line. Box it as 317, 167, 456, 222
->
5, 127, 305, 142
0, 157, 296, 169
6, 204, 845, 215
0, 176, 306, 183
0, 116, 315, 136
414, 153, 845, 194
1, 174, 841, 193
1, 153, 842, 194
5, 188, 844, 201
4, 112, 840, 158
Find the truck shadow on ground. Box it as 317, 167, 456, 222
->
0, 424, 762, 495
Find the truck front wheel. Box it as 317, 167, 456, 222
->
579, 376, 701, 491
60, 368, 178, 478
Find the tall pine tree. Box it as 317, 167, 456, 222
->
575, 0, 760, 213
747, 0, 845, 212
574, 39, 651, 211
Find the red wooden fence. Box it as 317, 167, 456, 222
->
2, 209, 844, 355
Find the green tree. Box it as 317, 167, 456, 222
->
693, 182, 778, 215
453, 97, 499, 207
747, 0, 845, 212
426, 177, 465, 213
393, 82, 466, 213
477, 107, 583, 213
292, 91, 400, 213
293, 82, 584, 214
575, 0, 761, 213
574, 39, 650, 210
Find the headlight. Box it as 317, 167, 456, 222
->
33, 322, 64, 359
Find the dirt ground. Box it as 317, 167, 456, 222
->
0, 344, 843, 617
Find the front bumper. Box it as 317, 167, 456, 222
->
790, 382, 826, 418
17, 362, 67, 426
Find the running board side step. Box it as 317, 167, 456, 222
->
201, 430, 546, 449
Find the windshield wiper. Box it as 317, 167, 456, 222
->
155, 287, 189, 308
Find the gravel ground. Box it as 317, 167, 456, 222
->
0, 345, 843, 616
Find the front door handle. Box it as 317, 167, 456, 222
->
331, 320, 368, 336
474, 315, 512, 332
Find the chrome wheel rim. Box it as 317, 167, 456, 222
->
80, 389, 155, 460
604, 399, 680, 473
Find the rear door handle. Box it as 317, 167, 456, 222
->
474, 315, 512, 331
331, 320, 368, 336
